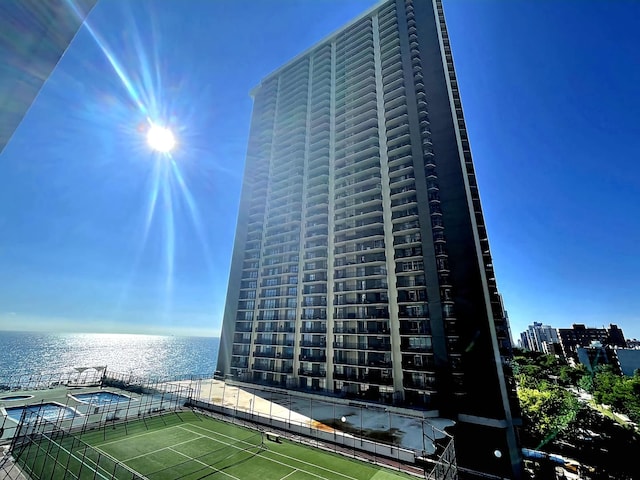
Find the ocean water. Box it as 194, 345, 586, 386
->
0, 331, 219, 379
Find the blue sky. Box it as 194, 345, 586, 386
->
0, 0, 639, 340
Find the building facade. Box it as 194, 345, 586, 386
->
558, 324, 627, 359
218, 0, 521, 476
520, 322, 559, 354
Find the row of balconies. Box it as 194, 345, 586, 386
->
234, 318, 437, 340
299, 368, 327, 377
333, 372, 392, 385
334, 216, 383, 234
300, 340, 326, 348
334, 280, 388, 292
334, 181, 381, 200
333, 358, 392, 368
334, 122, 378, 147
230, 359, 249, 369
334, 249, 386, 265
335, 38, 373, 68
255, 324, 295, 333
253, 351, 294, 359
299, 354, 326, 362
253, 364, 293, 374
334, 306, 389, 319
253, 338, 294, 346
237, 316, 435, 337
333, 341, 391, 352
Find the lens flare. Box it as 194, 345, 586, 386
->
147, 124, 176, 152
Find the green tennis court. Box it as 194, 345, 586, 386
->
20, 411, 417, 480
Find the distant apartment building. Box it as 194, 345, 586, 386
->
577, 342, 640, 377
218, 0, 521, 476
615, 349, 640, 376
626, 338, 640, 349
576, 341, 614, 372
558, 324, 627, 359
519, 322, 559, 354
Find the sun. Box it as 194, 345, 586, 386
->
147, 124, 176, 153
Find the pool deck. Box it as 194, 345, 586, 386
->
0, 385, 144, 442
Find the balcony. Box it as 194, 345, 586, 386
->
230, 359, 249, 369
300, 340, 326, 348
298, 368, 327, 377
333, 342, 391, 352
299, 354, 327, 362
333, 372, 393, 385
300, 324, 327, 334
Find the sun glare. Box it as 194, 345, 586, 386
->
147, 124, 176, 153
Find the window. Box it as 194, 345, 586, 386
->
264, 299, 277, 308
409, 336, 431, 350
264, 288, 278, 297
287, 287, 297, 296
242, 300, 255, 310
287, 298, 297, 308
286, 309, 296, 320
265, 278, 279, 286
402, 260, 423, 271
289, 276, 298, 284
443, 304, 455, 318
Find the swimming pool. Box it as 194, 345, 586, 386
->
4, 402, 80, 423
70, 391, 133, 406
0, 395, 34, 401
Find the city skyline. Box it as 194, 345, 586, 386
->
1, 0, 639, 340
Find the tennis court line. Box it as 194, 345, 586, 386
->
89, 445, 149, 480
168, 447, 241, 480
41, 434, 110, 480
179, 424, 359, 480
120, 428, 207, 462
280, 469, 300, 480
95, 425, 172, 447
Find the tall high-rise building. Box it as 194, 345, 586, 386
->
520, 322, 559, 354
219, 0, 521, 476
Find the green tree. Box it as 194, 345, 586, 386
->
590, 365, 640, 424
518, 385, 579, 446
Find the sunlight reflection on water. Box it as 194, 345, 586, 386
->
1, 331, 218, 378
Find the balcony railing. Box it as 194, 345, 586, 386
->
299, 354, 327, 362
298, 368, 327, 377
